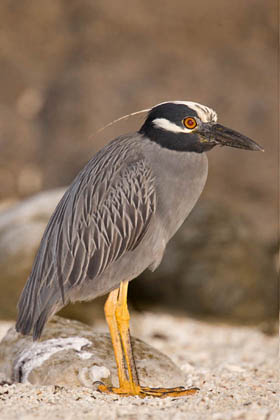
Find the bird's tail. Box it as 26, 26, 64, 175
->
16, 274, 61, 340
16, 275, 38, 336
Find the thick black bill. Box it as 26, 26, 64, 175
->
199, 123, 264, 152
209, 124, 264, 151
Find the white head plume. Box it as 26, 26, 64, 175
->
97, 108, 150, 132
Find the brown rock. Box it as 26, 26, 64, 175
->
129, 201, 277, 324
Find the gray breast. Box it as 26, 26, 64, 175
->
142, 138, 208, 242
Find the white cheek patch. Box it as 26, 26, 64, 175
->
153, 118, 193, 134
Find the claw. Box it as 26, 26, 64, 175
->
93, 380, 106, 390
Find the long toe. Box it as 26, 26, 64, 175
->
139, 386, 199, 398
98, 384, 199, 398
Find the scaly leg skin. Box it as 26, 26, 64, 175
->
98, 282, 199, 398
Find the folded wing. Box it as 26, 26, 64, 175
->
16, 137, 156, 339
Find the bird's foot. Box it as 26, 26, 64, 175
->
97, 383, 199, 398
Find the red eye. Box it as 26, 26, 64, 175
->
183, 117, 197, 129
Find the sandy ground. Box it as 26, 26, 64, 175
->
0, 313, 278, 420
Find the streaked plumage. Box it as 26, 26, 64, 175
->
16, 131, 208, 338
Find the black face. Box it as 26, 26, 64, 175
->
139, 103, 213, 153
139, 102, 263, 153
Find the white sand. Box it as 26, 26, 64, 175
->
0, 313, 278, 420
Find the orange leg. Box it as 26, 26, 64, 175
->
116, 281, 139, 389
102, 288, 128, 388
98, 281, 199, 398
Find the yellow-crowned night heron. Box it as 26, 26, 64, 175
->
16, 101, 263, 398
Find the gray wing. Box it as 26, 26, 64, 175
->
16, 136, 156, 338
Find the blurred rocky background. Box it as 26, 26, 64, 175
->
0, 1, 277, 327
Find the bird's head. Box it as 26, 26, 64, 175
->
139, 101, 264, 153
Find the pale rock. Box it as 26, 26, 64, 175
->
0, 316, 186, 389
